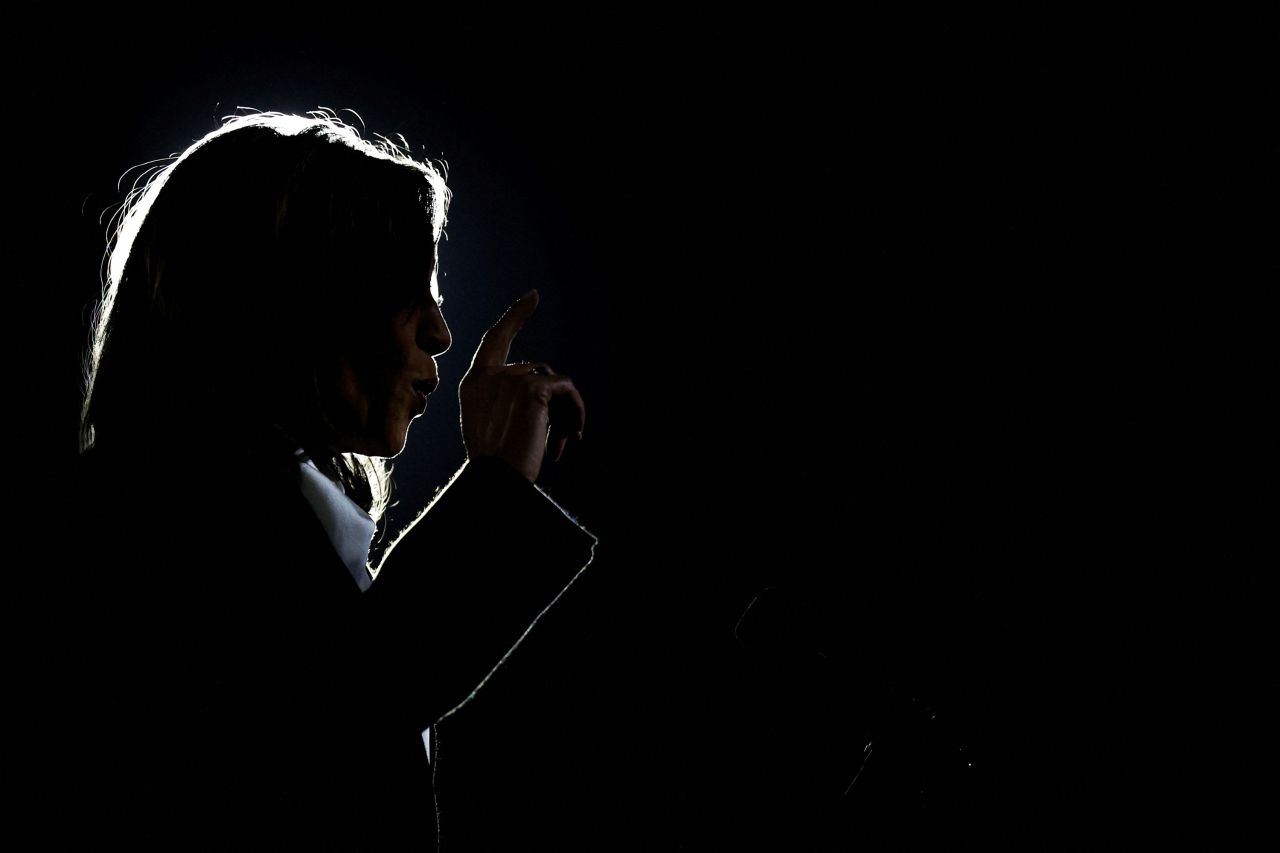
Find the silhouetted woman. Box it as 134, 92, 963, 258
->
26, 109, 596, 849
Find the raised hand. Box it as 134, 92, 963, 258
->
459, 290, 586, 483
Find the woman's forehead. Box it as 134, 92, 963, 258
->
375, 228, 437, 269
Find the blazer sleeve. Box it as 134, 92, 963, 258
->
362, 455, 598, 729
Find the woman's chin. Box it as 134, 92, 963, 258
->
372, 440, 407, 459
344, 432, 406, 459
384, 426, 411, 458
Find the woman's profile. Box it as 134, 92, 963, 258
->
26, 108, 597, 849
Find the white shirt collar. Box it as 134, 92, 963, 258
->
294, 449, 376, 592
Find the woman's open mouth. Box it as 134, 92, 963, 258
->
411, 378, 437, 415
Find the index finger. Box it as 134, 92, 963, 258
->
472, 289, 539, 368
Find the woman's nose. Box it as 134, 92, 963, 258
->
417, 304, 451, 357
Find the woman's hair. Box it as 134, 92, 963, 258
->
80, 108, 451, 523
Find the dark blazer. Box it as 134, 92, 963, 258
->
15, 444, 597, 850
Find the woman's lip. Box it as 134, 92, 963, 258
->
413, 389, 429, 415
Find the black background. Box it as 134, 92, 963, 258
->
9, 12, 1223, 849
